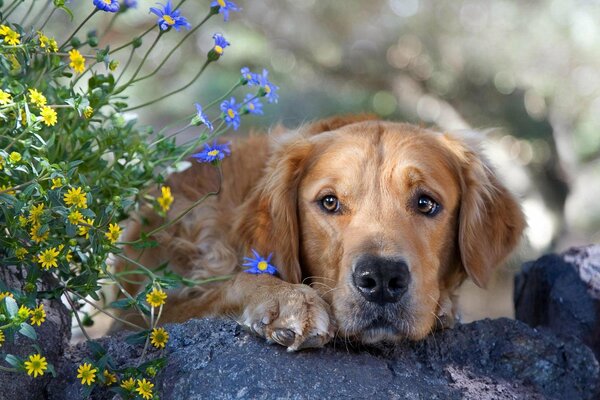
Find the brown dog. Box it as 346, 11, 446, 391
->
116, 115, 525, 350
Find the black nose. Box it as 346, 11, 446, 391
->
352, 255, 410, 304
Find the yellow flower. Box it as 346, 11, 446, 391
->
58, 244, 73, 262
103, 369, 117, 386
18, 305, 31, 320
37, 247, 59, 270
24, 354, 47, 378
0, 25, 20, 46
157, 186, 174, 213
0, 156, 4, 170
30, 224, 49, 243
77, 362, 97, 385
37, 31, 57, 52
69, 49, 86, 74
136, 378, 154, 400
0, 291, 14, 301
15, 247, 28, 260
51, 177, 63, 190
146, 287, 167, 308
0, 89, 12, 105
40, 106, 57, 126
18, 215, 28, 227
78, 218, 94, 239
120, 377, 136, 391
83, 106, 94, 118
0, 184, 15, 195
0, 330, 4, 347
67, 210, 84, 225
104, 223, 121, 243
146, 366, 157, 377
28, 88, 47, 107
9, 151, 21, 163
64, 187, 87, 208
29, 203, 45, 224
8, 54, 20, 72
150, 327, 169, 349
30, 304, 46, 326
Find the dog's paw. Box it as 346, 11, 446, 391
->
238, 283, 335, 351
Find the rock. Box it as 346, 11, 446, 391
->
514, 245, 600, 361
0, 266, 72, 400
47, 317, 599, 400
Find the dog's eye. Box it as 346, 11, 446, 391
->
320, 195, 340, 213
416, 195, 440, 216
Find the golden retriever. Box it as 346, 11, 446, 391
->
116, 115, 525, 351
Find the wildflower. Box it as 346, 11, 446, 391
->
210, 0, 240, 21
124, 0, 138, 8
7, 53, 20, 72
0, 157, 4, 170
150, 0, 191, 31
150, 327, 169, 348
64, 187, 88, 208
37, 247, 59, 270
193, 103, 214, 131
191, 140, 231, 164
18, 215, 28, 227
59, 244, 73, 262
157, 186, 173, 212
38, 31, 58, 52
24, 354, 47, 378
15, 247, 28, 260
136, 378, 154, 400
69, 49, 86, 74
28, 88, 47, 107
240, 67, 259, 86
146, 366, 157, 377
220, 97, 240, 130
109, 60, 119, 71
212, 33, 230, 56
29, 204, 45, 224
243, 249, 278, 275
77, 363, 98, 385
0, 184, 15, 195
93, 0, 120, 12
0, 89, 12, 105
30, 304, 46, 326
40, 106, 58, 126
83, 106, 94, 118
0, 24, 21, 46
30, 224, 49, 243
146, 287, 167, 307
9, 152, 21, 163
243, 94, 263, 115
0, 292, 14, 301
51, 178, 63, 190
120, 377, 136, 390
68, 210, 84, 225
78, 218, 94, 239
18, 305, 31, 320
103, 369, 118, 385
257, 69, 279, 103
104, 223, 122, 243
0, 330, 4, 347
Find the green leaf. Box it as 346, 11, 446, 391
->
87, 341, 106, 359
108, 298, 134, 310
4, 354, 22, 368
19, 323, 37, 340
125, 330, 149, 345
5, 296, 18, 317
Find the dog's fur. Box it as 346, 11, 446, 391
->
116, 115, 525, 350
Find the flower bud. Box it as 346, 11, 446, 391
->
70, 37, 81, 48
24, 283, 36, 293
132, 37, 143, 48
109, 60, 119, 71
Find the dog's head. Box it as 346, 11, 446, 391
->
237, 116, 525, 343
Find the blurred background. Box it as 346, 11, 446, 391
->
35, 0, 600, 323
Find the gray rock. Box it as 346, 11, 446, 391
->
514, 245, 600, 361
47, 317, 599, 400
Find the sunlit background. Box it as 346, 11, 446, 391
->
25, 0, 600, 325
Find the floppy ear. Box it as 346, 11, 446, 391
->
233, 138, 313, 284
442, 133, 526, 288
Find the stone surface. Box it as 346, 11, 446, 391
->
514, 245, 600, 361
47, 317, 599, 400
0, 266, 72, 400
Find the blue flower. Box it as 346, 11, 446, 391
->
150, 0, 191, 31
194, 103, 214, 131
257, 69, 279, 103
94, 0, 120, 12
210, 0, 240, 22
243, 249, 278, 275
212, 33, 230, 56
240, 67, 260, 86
123, 0, 137, 8
191, 141, 231, 163
220, 97, 241, 130
243, 94, 263, 115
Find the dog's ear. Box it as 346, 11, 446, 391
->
441, 133, 526, 288
234, 138, 313, 284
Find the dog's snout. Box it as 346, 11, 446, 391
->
352, 255, 410, 304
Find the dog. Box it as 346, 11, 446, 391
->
116, 115, 526, 351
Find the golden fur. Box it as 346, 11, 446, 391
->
115, 115, 525, 350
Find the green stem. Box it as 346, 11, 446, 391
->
102, 265, 150, 326
68, 290, 144, 331
59, 9, 99, 50
19, 0, 35, 26
124, 59, 210, 111
148, 123, 192, 148
0, 366, 17, 373
109, 25, 154, 54
99, 12, 119, 41
29, 0, 51, 29
203, 82, 243, 111
39, 6, 57, 31
0, 0, 21, 24
115, 46, 136, 85
65, 294, 92, 342
114, 32, 163, 94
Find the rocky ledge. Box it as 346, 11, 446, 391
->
47, 317, 598, 400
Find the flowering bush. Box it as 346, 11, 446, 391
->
0, 0, 277, 397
